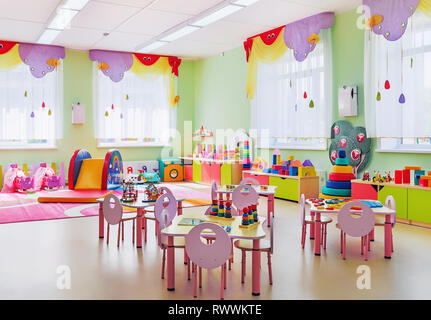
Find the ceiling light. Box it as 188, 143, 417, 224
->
62, 0, 90, 10
232, 0, 259, 6
48, 8, 79, 30
160, 25, 201, 42
137, 41, 169, 53
37, 29, 62, 44
191, 4, 243, 27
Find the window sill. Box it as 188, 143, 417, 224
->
0, 144, 57, 150
258, 146, 328, 151
375, 148, 431, 154
97, 143, 171, 148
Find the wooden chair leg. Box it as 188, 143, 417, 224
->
361, 237, 364, 255
301, 224, 306, 249
106, 224, 110, 244
187, 257, 191, 280
220, 265, 224, 300
224, 263, 227, 289
132, 219, 135, 244
144, 218, 147, 243
117, 224, 121, 247
340, 230, 343, 253
364, 235, 369, 261
343, 232, 346, 260
121, 221, 124, 241
184, 249, 187, 265
161, 248, 166, 279
323, 224, 328, 250
194, 264, 198, 298
267, 252, 273, 285
199, 267, 202, 288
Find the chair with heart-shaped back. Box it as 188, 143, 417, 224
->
239, 177, 260, 186
300, 194, 332, 250
143, 186, 174, 242
337, 201, 375, 261
204, 181, 219, 216
371, 196, 396, 252
185, 222, 232, 300
154, 191, 190, 280
103, 194, 137, 247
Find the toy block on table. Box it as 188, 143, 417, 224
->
290, 160, 303, 167
403, 169, 410, 184
335, 157, 350, 166
333, 165, 353, 174
298, 166, 316, 177
395, 170, 403, 184
289, 166, 298, 176
405, 166, 422, 171
302, 160, 314, 167
320, 149, 354, 199
414, 170, 425, 186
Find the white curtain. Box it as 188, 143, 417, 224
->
364, 11, 431, 138
0, 63, 62, 141
94, 63, 176, 144
251, 29, 333, 147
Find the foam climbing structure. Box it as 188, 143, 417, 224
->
320, 150, 354, 199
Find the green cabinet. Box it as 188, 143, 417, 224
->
269, 176, 299, 202
407, 189, 431, 224
193, 161, 202, 182
220, 163, 232, 186
378, 186, 408, 219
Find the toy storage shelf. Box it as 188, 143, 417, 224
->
243, 171, 319, 203
181, 157, 243, 186
352, 179, 431, 224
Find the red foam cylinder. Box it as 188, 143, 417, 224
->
394, 170, 402, 184
403, 169, 410, 184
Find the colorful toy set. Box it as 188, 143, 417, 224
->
121, 181, 138, 203
320, 150, 355, 199
240, 205, 259, 227
158, 158, 183, 182
263, 150, 316, 177
309, 197, 382, 210
143, 183, 162, 202
371, 170, 392, 183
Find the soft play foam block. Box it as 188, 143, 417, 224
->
326, 180, 351, 189
332, 165, 353, 174
322, 186, 351, 197
38, 189, 113, 203
75, 159, 104, 190
360, 200, 383, 208
335, 158, 350, 166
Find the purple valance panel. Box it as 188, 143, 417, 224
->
19, 43, 65, 78
89, 49, 133, 82
363, 0, 420, 41
283, 12, 335, 62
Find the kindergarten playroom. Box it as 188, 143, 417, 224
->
1, 0, 431, 305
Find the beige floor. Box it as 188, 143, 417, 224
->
1, 184, 431, 300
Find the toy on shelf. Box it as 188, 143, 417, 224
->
138, 168, 161, 183
121, 180, 138, 203
193, 126, 213, 138
362, 171, 370, 181
2, 164, 33, 193
35, 163, 63, 191
265, 152, 316, 177
320, 149, 355, 199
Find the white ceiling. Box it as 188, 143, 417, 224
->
0, 0, 361, 60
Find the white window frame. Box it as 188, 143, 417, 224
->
0, 63, 63, 150
93, 63, 176, 149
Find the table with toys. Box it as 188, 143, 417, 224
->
161, 212, 266, 296
306, 197, 396, 258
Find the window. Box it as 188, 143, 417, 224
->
365, 11, 431, 152
251, 29, 332, 150
94, 63, 176, 148
0, 63, 63, 149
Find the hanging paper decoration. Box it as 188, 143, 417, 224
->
105, 111, 109, 117
283, 12, 334, 62
384, 80, 391, 89
48, 109, 52, 116
24, 91, 27, 97
111, 104, 114, 110
89, 50, 133, 83
362, 0, 420, 41
303, 91, 307, 99
399, 93, 406, 103
30, 111, 35, 118
418, 0, 431, 17
42, 102, 45, 108
0, 40, 21, 70
309, 100, 315, 108
289, 80, 292, 88
19, 43, 65, 78
294, 104, 298, 112
376, 91, 382, 101
120, 113, 123, 119
126, 94, 129, 100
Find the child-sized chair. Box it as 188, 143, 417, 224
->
239, 177, 260, 186
103, 194, 137, 247
185, 222, 232, 300
337, 201, 375, 261
234, 214, 273, 285
155, 191, 190, 280
300, 194, 332, 249
372, 196, 396, 252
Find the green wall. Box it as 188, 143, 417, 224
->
0, 50, 195, 170
190, 9, 431, 174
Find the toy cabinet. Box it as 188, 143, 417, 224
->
193, 160, 202, 182
269, 177, 299, 202
220, 163, 232, 186
184, 158, 243, 185
243, 172, 269, 186
377, 186, 408, 220
201, 161, 221, 185
407, 189, 431, 224
184, 164, 193, 181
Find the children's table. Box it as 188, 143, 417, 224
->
97, 196, 185, 248
161, 212, 266, 296
306, 199, 396, 258
216, 185, 277, 227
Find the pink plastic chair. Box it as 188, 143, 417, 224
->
338, 201, 375, 261
234, 214, 273, 285
185, 222, 232, 300
204, 181, 219, 216
154, 191, 190, 280
372, 195, 396, 252
103, 194, 137, 247
300, 194, 332, 249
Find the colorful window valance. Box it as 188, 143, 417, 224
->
89, 49, 181, 107
244, 12, 335, 99
0, 40, 65, 77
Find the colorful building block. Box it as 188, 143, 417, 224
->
298, 166, 316, 177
